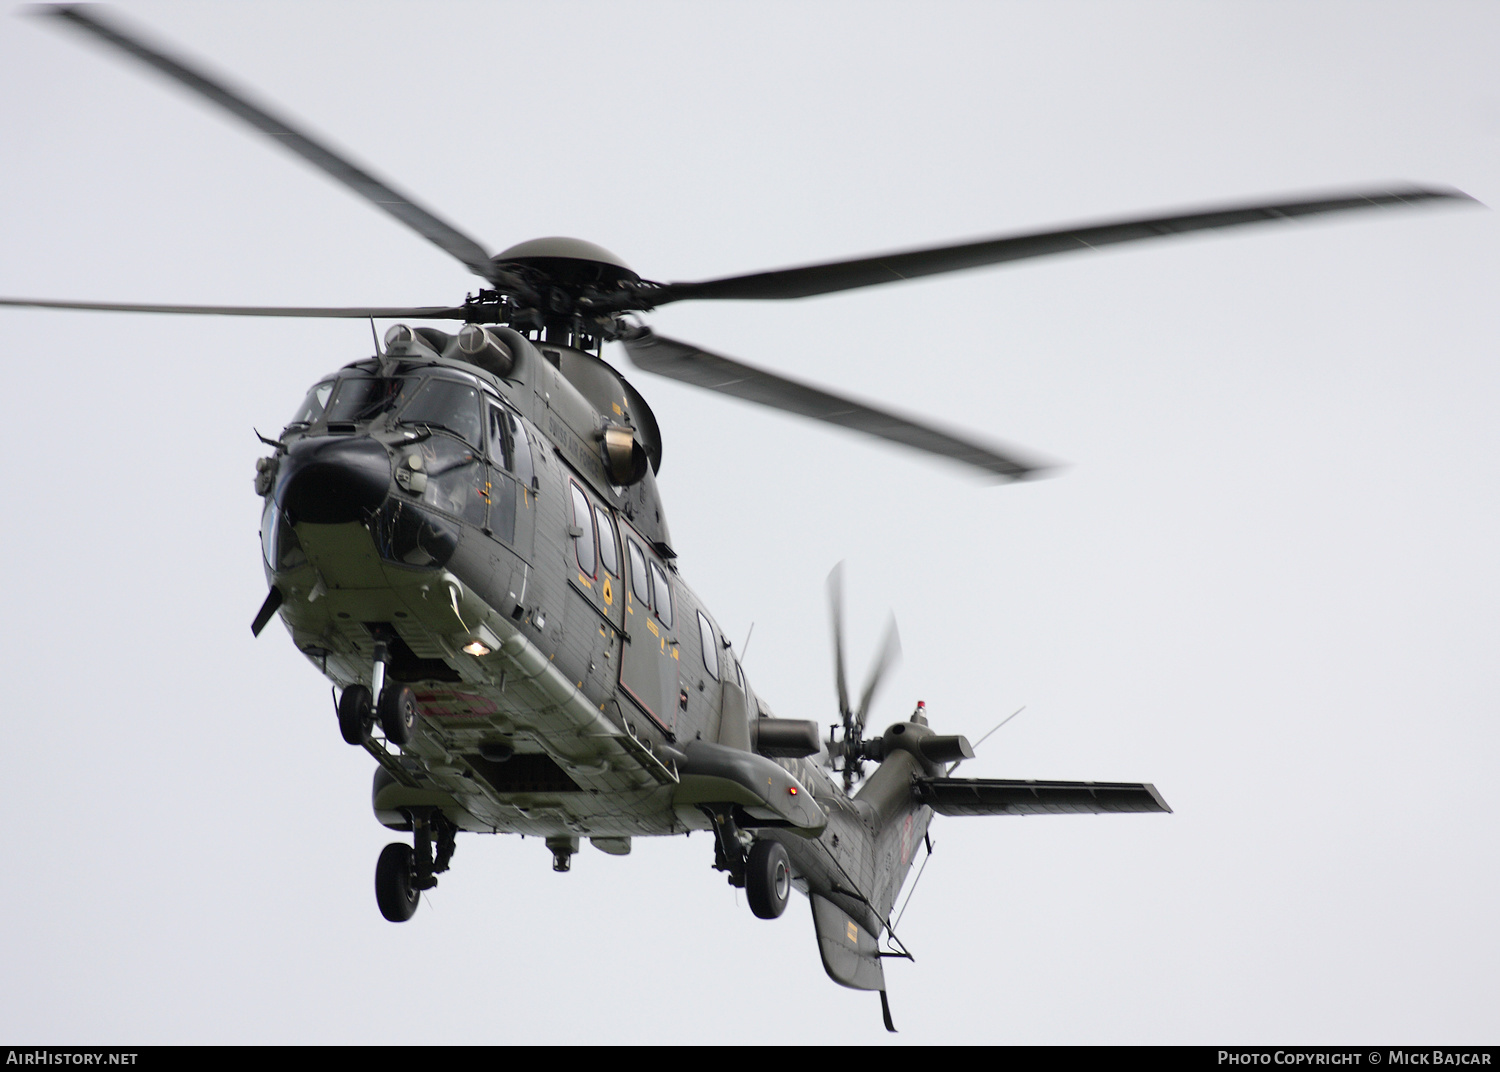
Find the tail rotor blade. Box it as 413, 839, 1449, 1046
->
827, 563, 851, 721
827, 565, 900, 792
854, 615, 901, 736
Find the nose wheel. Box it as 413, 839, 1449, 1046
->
337, 685, 374, 745
336, 681, 420, 747
338, 642, 422, 748
378, 683, 421, 746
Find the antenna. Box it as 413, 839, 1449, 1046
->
973, 705, 1026, 750
948, 706, 1026, 773
891, 835, 935, 932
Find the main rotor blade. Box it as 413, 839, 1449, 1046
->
0, 297, 469, 318
39, 4, 498, 284
646, 187, 1476, 305
828, 563, 851, 720
620, 328, 1044, 481
853, 616, 901, 736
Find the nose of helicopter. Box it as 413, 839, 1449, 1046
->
275, 435, 392, 524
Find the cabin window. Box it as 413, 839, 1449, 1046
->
569, 483, 597, 576
398, 378, 483, 447
697, 612, 720, 680
594, 506, 619, 576
486, 403, 513, 471
509, 413, 535, 488
287, 381, 333, 427
626, 539, 650, 604
648, 561, 673, 629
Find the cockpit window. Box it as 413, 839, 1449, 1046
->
287, 381, 333, 426
259, 500, 306, 571
485, 402, 536, 488
324, 375, 410, 423
398, 378, 483, 446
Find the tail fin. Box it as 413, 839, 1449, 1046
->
810, 893, 885, 991
810, 895, 899, 1032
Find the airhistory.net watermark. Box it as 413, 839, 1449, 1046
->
5, 1054, 137, 1066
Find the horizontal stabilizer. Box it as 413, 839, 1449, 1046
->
914, 777, 1171, 816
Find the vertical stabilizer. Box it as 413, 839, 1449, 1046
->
811, 894, 885, 991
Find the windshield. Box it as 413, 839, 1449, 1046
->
397, 378, 483, 446
324, 375, 412, 423
287, 381, 333, 426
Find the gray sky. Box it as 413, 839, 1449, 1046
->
0, 0, 1496, 1045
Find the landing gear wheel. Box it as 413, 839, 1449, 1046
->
378, 683, 420, 746
337, 685, 373, 745
745, 838, 792, 919
375, 842, 420, 922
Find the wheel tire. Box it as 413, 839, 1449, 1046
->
378, 683, 420, 746
745, 839, 792, 919
375, 842, 420, 922
337, 685, 372, 746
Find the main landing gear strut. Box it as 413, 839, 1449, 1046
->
375, 808, 457, 922
704, 807, 792, 920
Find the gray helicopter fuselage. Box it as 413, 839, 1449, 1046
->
257, 324, 928, 944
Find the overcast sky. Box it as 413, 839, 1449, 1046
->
1, 0, 1496, 1045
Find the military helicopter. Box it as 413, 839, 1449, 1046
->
4, 5, 1476, 1033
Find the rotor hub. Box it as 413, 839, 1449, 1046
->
492, 237, 640, 288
